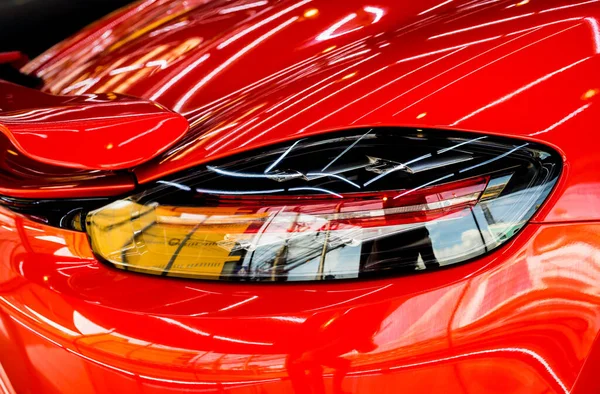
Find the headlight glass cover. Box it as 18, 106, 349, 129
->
87, 128, 561, 282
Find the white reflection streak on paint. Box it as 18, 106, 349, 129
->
23, 306, 79, 336
396, 35, 501, 64
242, 61, 386, 146
206, 54, 379, 153
188, 42, 352, 117
316, 13, 361, 41
310, 284, 392, 311
217, 0, 311, 49
327, 48, 372, 66
219, 296, 258, 311
305, 50, 475, 129
206, 47, 374, 150
505, 17, 583, 37
218, 1, 268, 14
450, 57, 590, 126
395, 24, 585, 117
540, 0, 599, 14
118, 119, 169, 147
364, 6, 385, 23
149, 53, 210, 101
213, 335, 273, 346
139, 375, 281, 385
353, 47, 467, 124
109, 64, 143, 75
174, 17, 298, 112
429, 13, 534, 39
530, 104, 592, 136
585, 17, 600, 53
385, 348, 568, 394
419, 0, 453, 16
153, 316, 210, 336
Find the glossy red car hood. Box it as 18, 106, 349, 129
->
24, 0, 600, 221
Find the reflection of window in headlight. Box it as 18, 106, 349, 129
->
82, 128, 560, 282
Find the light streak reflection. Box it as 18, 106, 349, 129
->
306, 172, 361, 188
419, 0, 453, 16
265, 140, 302, 173
196, 188, 285, 195
386, 348, 568, 394
217, 0, 311, 49
322, 129, 372, 171
451, 57, 591, 126
429, 13, 534, 39
206, 53, 378, 154
289, 187, 343, 198
530, 104, 592, 136
540, 0, 599, 14
459, 143, 529, 173
174, 17, 298, 112
219, 1, 269, 15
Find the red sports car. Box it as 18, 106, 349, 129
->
1, 0, 599, 393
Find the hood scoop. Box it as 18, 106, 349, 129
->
0, 79, 189, 170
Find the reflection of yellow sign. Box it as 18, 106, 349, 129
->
87, 201, 265, 279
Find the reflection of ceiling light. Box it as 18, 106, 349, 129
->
582, 88, 599, 100
316, 7, 385, 41
322, 45, 336, 53
516, 0, 530, 5
304, 8, 319, 18
219, 0, 268, 14
419, 0, 453, 16
417, 112, 427, 119
317, 13, 360, 41
342, 72, 357, 80
363, 6, 384, 23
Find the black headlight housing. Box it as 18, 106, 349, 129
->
79, 127, 561, 282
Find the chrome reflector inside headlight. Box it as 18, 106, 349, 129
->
87, 128, 561, 282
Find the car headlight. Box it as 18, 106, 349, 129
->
85, 127, 561, 282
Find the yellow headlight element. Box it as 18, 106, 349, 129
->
87, 200, 266, 279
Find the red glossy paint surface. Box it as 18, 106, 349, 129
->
0, 81, 189, 171
0, 129, 134, 199
0, 0, 598, 393
22, 0, 600, 223
0, 52, 25, 66
1, 207, 600, 393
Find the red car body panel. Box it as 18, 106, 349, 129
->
0, 81, 189, 172
22, 0, 600, 222
1, 0, 600, 393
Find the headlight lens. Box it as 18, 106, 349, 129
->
87, 128, 561, 282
